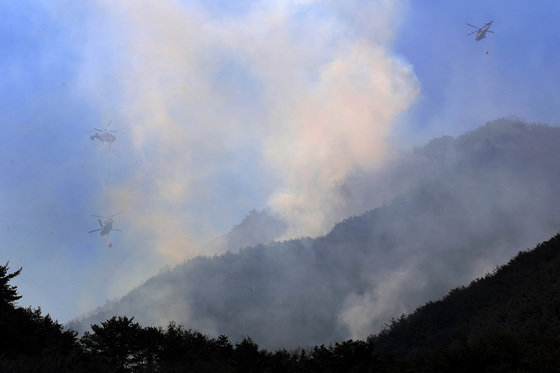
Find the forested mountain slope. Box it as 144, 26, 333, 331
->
366, 233, 560, 370
70, 119, 560, 349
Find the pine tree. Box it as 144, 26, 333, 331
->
0, 262, 22, 308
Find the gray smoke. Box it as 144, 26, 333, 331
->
203, 208, 288, 255
69, 118, 560, 349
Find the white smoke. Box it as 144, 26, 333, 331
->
77, 0, 419, 259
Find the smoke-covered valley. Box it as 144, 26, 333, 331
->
69, 118, 560, 349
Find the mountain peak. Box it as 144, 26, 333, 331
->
70, 120, 560, 349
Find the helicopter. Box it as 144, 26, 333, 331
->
89, 213, 122, 246
88, 120, 117, 150
466, 21, 494, 41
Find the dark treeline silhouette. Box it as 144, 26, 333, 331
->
4, 233, 560, 371
0, 263, 81, 371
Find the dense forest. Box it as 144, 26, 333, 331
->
3, 233, 560, 371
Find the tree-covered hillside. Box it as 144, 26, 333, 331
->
71, 119, 560, 349
371, 233, 560, 358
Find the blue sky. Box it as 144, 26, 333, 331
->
394, 1, 560, 142
1, 0, 559, 323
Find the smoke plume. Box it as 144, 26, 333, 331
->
79, 0, 418, 267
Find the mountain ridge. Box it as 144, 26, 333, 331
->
69, 118, 560, 349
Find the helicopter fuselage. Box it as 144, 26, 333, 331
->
89, 214, 121, 240
475, 29, 489, 41
90, 131, 116, 143
100, 221, 113, 236
474, 22, 493, 41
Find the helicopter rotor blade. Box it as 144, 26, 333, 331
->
104, 120, 113, 130
88, 228, 101, 233
98, 219, 103, 228
91, 214, 108, 218
466, 23, 480, 29
466, 30, 477, 36
112, 229, 121, 232
109, 211, 124, 219
487, 30, 495, 33
93, 128, 103, 132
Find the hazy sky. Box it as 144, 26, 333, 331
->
1, 0, 559, 323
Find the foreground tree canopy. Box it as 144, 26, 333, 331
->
2, 234, 560, 371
